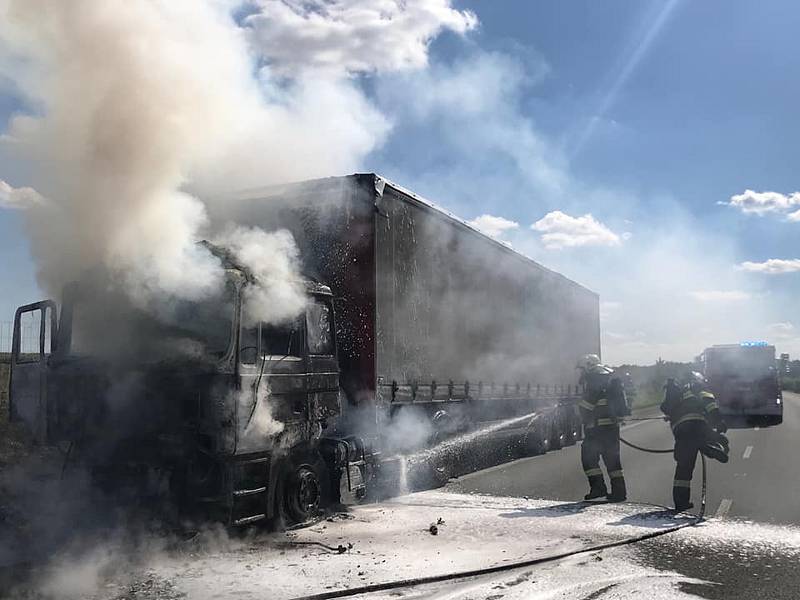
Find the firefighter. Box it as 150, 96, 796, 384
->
577, 354, 628, 502
662, 371, 729, 511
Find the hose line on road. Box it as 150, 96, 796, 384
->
292, 435, 709, 600
292, 507, 703, 600
294, 465, 708, 600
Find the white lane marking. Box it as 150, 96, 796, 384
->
715, 498, 733, 518
754, 426, 760, 431
742, 445, 753, 459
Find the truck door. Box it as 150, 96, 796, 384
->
10, 300, 57, 443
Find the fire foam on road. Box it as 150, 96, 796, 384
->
121, 490, 800, 600
19, 489, 800, 599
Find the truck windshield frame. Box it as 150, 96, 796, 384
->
60, 284, 237, 361
239, 318, 304, 364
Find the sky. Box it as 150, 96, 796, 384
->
1, 0, 800, 364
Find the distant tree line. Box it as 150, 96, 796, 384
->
613, 358, 695, 408
781, 359, 800, 392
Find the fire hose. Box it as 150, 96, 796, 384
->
619, 436, 708, 520
292, 435, 709, 600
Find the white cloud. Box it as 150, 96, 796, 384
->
531, 211, 621, 250
738, 258, 800, 274
723, 189, 800, 218
467, 214, 519, 239
0, 179, 45, 209
689, 290, 751, 302
767, 322, 795, 338
243, 0, 477, 76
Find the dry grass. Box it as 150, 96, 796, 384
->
0, 356, 35, 468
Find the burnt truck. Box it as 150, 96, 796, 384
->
701, 342, 782, 425
10, 174, 600, 526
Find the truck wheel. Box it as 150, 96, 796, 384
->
550, 423, 563, 450
526, 434, 549, 456
280, 451, 329, 524
564, 426, 577, 446
524, 423, 549, 456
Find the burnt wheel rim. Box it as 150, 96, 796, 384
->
291, 466, 321, 517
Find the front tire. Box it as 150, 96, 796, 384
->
280, 450, 329, 525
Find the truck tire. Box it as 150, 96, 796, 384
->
549, 421, 564, 450
524, 420, 550, 456
564, 412, 579, 446
279, 450, 330, 525
525, 433, 549, 456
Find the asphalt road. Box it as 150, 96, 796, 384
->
450, 391, 800, 525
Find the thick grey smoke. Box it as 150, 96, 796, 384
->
0, 2, 372, 313
0, 0, 477, 335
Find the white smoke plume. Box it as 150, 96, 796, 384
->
237, 384, 285, 452
0, 0, 473, 317
214, 224, 307, 326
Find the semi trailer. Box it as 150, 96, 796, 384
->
9, 174, 601, 525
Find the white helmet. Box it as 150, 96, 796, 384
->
578, 354, 613, 374
579, 354, 601, 369
685, 371, 706, 391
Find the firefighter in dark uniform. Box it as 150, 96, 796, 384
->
577, 354, 628, 502
662, 372, 729, 511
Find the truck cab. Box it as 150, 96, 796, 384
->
9, 250, 360, 526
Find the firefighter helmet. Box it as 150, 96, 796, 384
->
684, 371, 706, 393
578, 354, 614, 375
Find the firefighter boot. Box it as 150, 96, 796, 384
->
584, 475, 608, 501
673, 481, 693, 512
701, 440, 729, 464
607, 473, 627, 502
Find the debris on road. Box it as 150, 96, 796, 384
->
280, 541, 353, 554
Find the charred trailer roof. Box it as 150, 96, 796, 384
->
216, 173, 601, 407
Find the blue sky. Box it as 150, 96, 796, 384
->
1, 0, 799, 363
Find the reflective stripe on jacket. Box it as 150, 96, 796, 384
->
665, 390, 712, 433
579, 387, 619, 429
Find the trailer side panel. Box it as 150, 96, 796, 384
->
374, 181, 599, 393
